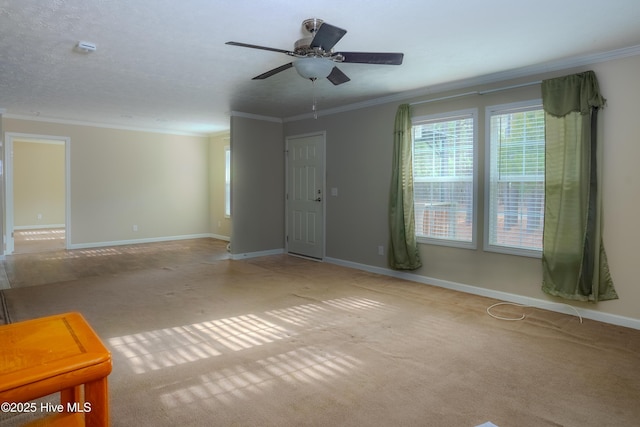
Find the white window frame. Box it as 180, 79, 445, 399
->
412, 108, 478, 250
484, 100, 544, 258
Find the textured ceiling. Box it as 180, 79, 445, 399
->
1, 0, 640, 135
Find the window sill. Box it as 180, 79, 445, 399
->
483, 244, 542, 259
416, 236, 476, 250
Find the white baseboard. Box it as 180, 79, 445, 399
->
210, 233, 230, 242
231, 248, 284, 260
67, 233, 220, 250
14, 224, 65, 230
324, 257, 640, 331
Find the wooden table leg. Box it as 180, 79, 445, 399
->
84, 377, 109, 427
61, 385, 83, 410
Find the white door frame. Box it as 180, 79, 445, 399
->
285, 131, 326, 260
4, 132, 71, 254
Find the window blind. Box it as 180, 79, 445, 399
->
487, 105, 545, 253
412, 113, 475, 244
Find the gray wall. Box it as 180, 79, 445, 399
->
285, 103, 398, 266
230, 115, 284, 255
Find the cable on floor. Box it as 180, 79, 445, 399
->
486, 301, 583, 324
486, 302, 526, 321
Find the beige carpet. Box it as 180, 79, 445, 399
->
2, 242, 639, 426
12, 228, 66, 254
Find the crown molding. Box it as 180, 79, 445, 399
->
2, 113, 210, 137
285, 44, 640, 122
230, 111, 283, 123
209, 130, 231, 139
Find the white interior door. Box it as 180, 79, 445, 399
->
286, 132, 325, 259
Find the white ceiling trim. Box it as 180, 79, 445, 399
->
230, 111, 283, 123
2, 113, 209, 137
284, 44, 640, 123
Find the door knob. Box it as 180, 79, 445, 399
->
314, 197, 322, 202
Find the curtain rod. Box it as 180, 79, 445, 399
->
410, 80, 542, 106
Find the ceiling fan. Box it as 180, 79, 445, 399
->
226, 18, 404, 85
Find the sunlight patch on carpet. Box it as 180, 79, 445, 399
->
265, 303, 335, 327
159, 346, 362, 409
109, 314, 292, 374
266, 296, 394, 328
108, 295, 389, 375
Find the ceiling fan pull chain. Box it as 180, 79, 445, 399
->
312, 78, 318, 119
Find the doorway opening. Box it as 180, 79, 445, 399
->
4, 133, 70, 254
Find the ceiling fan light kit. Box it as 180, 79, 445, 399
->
293, 57, 334, 80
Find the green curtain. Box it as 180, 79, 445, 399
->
388, 104, 421, 270
541, 71, 618, 302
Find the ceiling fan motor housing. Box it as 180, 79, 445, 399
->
293, 38, 337, 58
294, 37, 315, 55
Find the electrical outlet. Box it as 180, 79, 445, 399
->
37, 213, 43, 220
133, 225, 138, 232
378, 245, 384, 256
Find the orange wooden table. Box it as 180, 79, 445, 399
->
0, 312, 112, 426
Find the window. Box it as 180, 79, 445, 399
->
485, 101, 544, 256
412, 110, 476, 248
225, 146, 231, 217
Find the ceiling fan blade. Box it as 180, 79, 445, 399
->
252, 62, 294, 80
310, 23, 347, 51
337, 52, 404, 65
327, 67, 350, 86
226, 41, 293, 55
